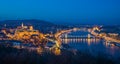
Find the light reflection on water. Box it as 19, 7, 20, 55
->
61, 31, 120, 59
62, 38, 100, 45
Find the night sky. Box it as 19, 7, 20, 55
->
0, 0, 120, 25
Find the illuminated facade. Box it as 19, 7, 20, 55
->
5, 23, 45, 44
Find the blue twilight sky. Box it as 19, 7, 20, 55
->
0, 0, 120, 25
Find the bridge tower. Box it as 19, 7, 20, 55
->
88, 34, 91, 39
65, 34, 68, 39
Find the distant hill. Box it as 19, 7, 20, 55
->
0, 19, 54, 25
0, 19, 57, 28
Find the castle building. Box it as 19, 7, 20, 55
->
12, 23, 43, 41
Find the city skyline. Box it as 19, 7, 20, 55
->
0, 0, 120, 64
0, 0, 120, 25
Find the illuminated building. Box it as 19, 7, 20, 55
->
13, 23, 38, 39
1, 28, 7, 34
4, 23, 45, 44
93, 26, 100, 31
29, 26, 33, 30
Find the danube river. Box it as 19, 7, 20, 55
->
61, 30, 120, 60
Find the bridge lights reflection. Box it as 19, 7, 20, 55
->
61, 38, 100, 46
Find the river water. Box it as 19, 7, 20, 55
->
61, 30, 120, 60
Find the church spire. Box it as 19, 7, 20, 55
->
21, 22, 24, 27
